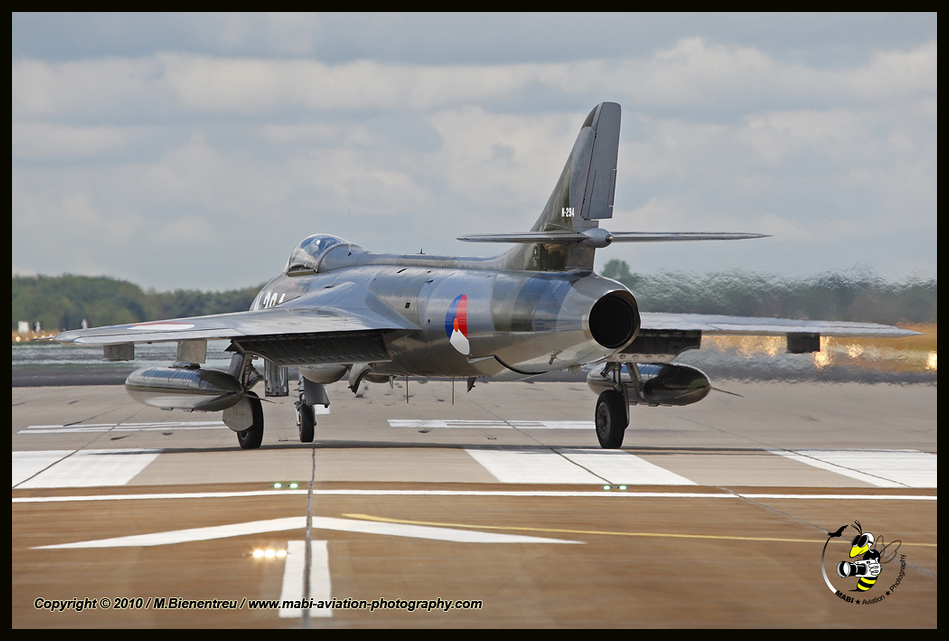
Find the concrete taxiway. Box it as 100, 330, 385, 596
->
12, 379, 937, 628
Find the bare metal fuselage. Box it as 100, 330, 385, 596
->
247, 244, 639, 382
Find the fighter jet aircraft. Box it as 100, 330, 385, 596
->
54, 102, 917, 450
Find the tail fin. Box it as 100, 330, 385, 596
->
457, 102, 768, 271
499, 102, 621, 271
546, 101, 621, 224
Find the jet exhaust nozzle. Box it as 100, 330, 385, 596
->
125, 366, 244, 412
588, 290, 639, 350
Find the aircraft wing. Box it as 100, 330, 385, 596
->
54, 282, 418, 346
614, 312, 920, 362
638, 312, 919, 338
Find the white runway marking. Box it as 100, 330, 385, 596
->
390, 419, 592, 430
556, 448, 696, 485
14, 489, 935, 505
465, 447, 696, 485
11, 450, 74, 486
465, 447, 601, 484
770, 449, 937, 488
13, 449, 162, 488
12, 445, 936, 489
279, 540, 332, 618
34, 516, 580, 549
20, 421, 228, 434
38, 516, 307, 548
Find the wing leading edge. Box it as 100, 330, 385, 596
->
615, 312, 919, 362
638, 312, 919, 338
53, 282, 418, 347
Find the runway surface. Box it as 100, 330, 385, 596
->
12, 379, 937, 628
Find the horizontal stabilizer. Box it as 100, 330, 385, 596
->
608, 231, 769, 242
459, 230, 769, 248
457, 232, 588, 243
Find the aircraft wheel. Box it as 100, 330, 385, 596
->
595, 390, 627, 449
299, 403, 315, 443
237, 391, 264, 450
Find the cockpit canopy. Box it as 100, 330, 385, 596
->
285, 234, 347, 275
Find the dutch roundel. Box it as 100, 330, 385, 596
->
445, 294, 470, 355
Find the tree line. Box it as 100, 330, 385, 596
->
600, 259, 936, 325
12, 275, 263, 332
12, 265, 936, 333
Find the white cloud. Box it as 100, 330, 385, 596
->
845, 40, 937, 101
10, 16, 937, 286
11, 56, 169, 120
12, 122, 133, 159
11, 37, 936, 121
428, 107, 576, 206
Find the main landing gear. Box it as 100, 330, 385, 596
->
233, 379, 319, 449
236, 391, 264, 450
591, 362, 630, 449
222, 352, 265, 450
588, 360, 714, 449
595, 389, 627, 449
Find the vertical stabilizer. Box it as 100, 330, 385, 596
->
503, 102, 621, 271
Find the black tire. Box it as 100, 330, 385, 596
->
299, 403, 315, 443
595, 390, 628, 449
237, 391, 264, 450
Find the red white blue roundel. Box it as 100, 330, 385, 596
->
445, 294, 469, 355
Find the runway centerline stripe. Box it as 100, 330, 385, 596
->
280, 541, 332, 619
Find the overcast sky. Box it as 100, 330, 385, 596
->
12, 13, 937, 291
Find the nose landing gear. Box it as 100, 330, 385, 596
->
295, 378, 330, 443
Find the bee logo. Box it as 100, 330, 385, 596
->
831, 521, 902, 593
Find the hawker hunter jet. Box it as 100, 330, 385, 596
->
55, 102, 917, 450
